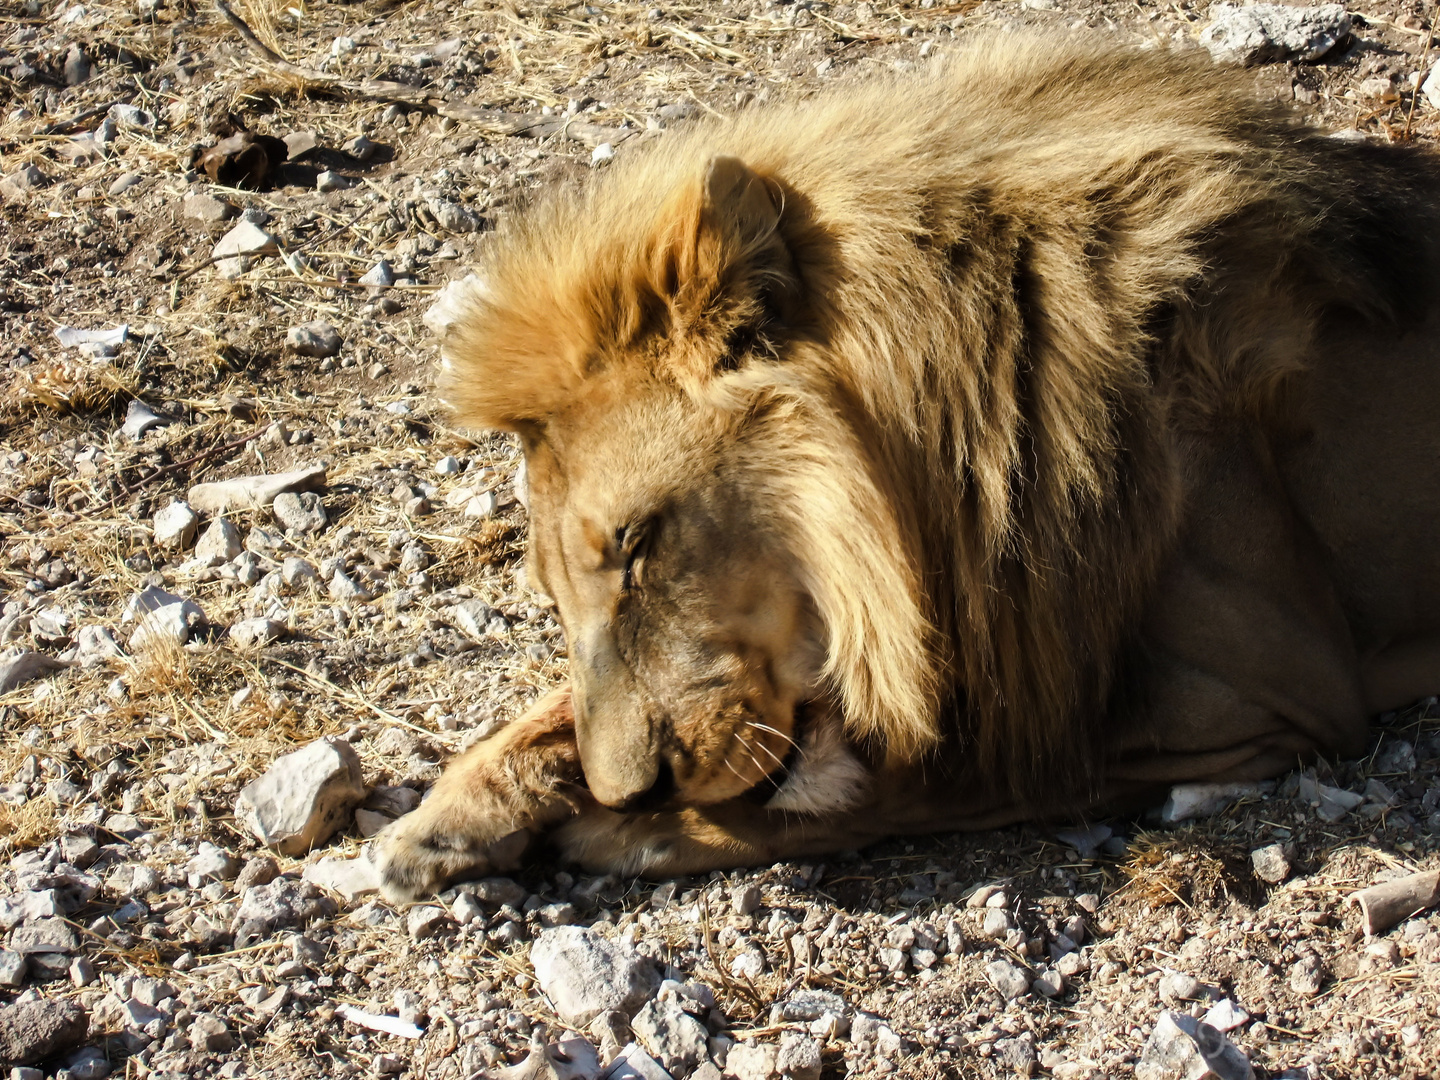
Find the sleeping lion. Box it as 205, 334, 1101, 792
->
377, 34, 1440, 900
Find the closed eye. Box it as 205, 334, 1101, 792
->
615, 519, 654, 591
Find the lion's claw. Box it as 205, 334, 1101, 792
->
374, 813, 536, 903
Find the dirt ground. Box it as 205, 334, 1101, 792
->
1, 0, 1438, 1077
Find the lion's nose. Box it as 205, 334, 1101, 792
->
585, 753, 676, 811
606, 759, 676, 813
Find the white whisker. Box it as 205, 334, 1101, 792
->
747, 720, 798, 748
750, 738, 787, 768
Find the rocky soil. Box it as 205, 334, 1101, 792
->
1, 0, 1439, 1077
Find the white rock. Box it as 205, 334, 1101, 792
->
434, 455, 461, 475
353, 807, 389, 837
982, 908, 1013, 937
109, 103, 155, 128
123, 585, 206, 650
0, 890, 61, 931
186, 843, 239, 884
603, 1043, 671, 1080
1199, 3, 1350, 65
464, 491, 499, 518
1423, 64, 1440, 111
121, 400, 169, 439
450, 599, 499, 640
153, 501, 199, 548
775, 1034, 821, 1080
423, 272, 488, 340
428, 197, 481, 233
315, 170, 348, 192
107, 863, 159, 898
55, 324, 126, 350
0, 950, 26, 988
188, 1013, 233, 1052
1160, 782, 1267, 823
1135, 1011, 1254, 1080
1031, 969, 1065, 997
730, 950, 764, 979
303, 854, 381, 900
632, 996, 708, 1073
531, 925, 660, 1026
591, 142, 616, 166
0, 652, 72, 694
234, 737, 366, 855
194, 518, 242, 564
452, 892, 484, 925
360, 261, 395, 289
236, 878, 331, 930
1250, 843, 1290, 884
119, 998, 163, 1030
188, 465, 326, 514
365, 785, 421, 816
329, 569, 371, 602
725, 1043, 777, 1080
1, 163, 47, 201
985, 959, 1030, 1000
731, 883, 762, 916
773, 989, 845, 1024
229, 618, 287, 648
129, 602, 202, 650
1202, 999, 1251, 1033
183, 193, 234, 223
273, 491, 328, 534
283, 557, 320, 587
68, 956, 96, 987
407, 905, 450, 939
286, 321, 342, 358
212, 220, 278, 278
343, 134, 378, 161
109, 171, 143, 196
1160, 973, 1212, 1002
1296, 773, 1364, 823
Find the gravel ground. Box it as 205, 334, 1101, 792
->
1, 0, 1439, 1077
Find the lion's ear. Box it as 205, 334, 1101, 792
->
649, 156, 796, 367
702, 155, 784, 255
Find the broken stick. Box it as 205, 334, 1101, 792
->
1351, 868, 1440, 936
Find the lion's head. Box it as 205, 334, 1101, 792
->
440, 38, 1405, 813
442, 153, 943, 812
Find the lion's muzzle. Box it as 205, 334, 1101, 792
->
571, 627, 666, 809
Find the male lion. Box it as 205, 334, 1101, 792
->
378, 35, 1440, 900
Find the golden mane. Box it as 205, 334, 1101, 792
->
442, 34, 1439, 805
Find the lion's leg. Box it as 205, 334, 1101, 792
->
550, 801, 882, 877
375, 687, 583, 901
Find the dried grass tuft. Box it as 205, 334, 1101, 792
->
0, 797, 60, 856
12, 359, 137, 416
234, 0, 300, 61
1116, 830, 1240, 909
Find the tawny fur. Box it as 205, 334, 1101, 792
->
377, 33, 1440, 897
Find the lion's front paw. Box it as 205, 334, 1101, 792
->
374, 810, 534, 903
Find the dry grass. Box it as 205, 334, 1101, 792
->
234, 0, 301, 61
1114, 830, 1242, 910
0, 792, 60, 855
10, 357, 139, 416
